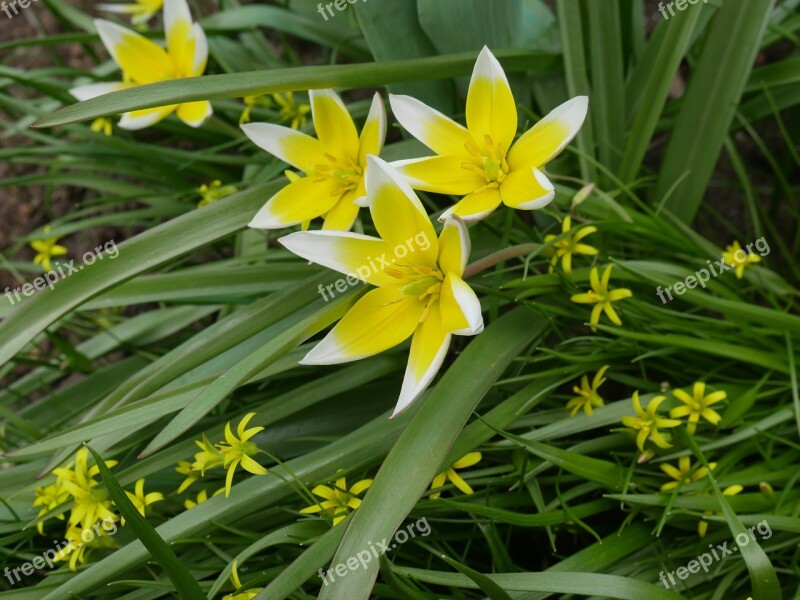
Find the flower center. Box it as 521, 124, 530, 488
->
461, 135, 510, 192
313, 153, 363, 197
384, 264, 444, 324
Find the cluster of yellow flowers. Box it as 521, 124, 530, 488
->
33, 448, 162, 570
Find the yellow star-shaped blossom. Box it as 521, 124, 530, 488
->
566, 365, 609, 416
570, 265, 632, 330
669, 381, 726, 434
430, 452, 482, 499
621, 391, 682, 451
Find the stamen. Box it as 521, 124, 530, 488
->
464, 141, 483, 158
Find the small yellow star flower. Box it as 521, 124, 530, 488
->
125, 478, 164, 517
53, 448, 119, 530
566, 365, 609, 416
544, 216, 598, 275
239, 94, 273, 125
98, 0, 163, 24
698, 484, 743, 537
54, 523, 117, 571
184, 488, 224, 509
90, 117, 114, 136
430, 452, 482, 499
33, 481, 70, 534
197, 180, 237, 208
659, 456, 716, 492
222, 561, 263, 600
175, 460, 202, 494
280, 158, 484, 416
389, 47, 587, 223
300, 473, 373, 526
621, 391, 682, 451
30, 226, 68, 273
71, 0, 211, 129
217, 413, 269, 497
722, 241, 761, 279
570, 265, 633, 331
242, 90, 387, 230
191, 433, 225, 475
272, 92, 311, 130
669, 382, 726, 434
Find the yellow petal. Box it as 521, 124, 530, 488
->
366, 156, 438, 266
392, 156, 485, 195
430, 472, 447, 493
389, 93, 474, 158
302, 286, 423, 366
278, 230, 394, 287
441, 187, 503, 223
241, 122, 326, 173
439, 273, 483, 336
507, 96, 589, 170
118, 105, 177, 130
358, 93, 387, 166
310, 89, 359, 160
164, 0, 207, 77
240, 454, 268, 475
249, 176, 341, 229
322, 190, 360, 231
95, 19, 173, 84
447, 469, 474, 495
394, 305, 450, 417
177, 100, 212, 128
466, 47, 517, 152
437, 215, 470, 277
453, 452, 481, 469
500, 167, 555, 210
349, 479, 372, 496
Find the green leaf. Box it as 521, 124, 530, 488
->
439, 555, 513, 600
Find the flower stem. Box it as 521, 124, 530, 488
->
463, 243, 540, 279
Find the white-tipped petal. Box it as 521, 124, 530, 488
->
241, 122, 326, 172
389, 93, 474, 159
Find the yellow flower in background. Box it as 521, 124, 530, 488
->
175, 460, 202, 493
52, 448, 119, 530
300, 473, 373, 526
197, 180, 237, 208
191, 433, 225, 475
125, 479, 164, 517
239, 94, 272, 125
570, 265, 632, 331
71, 0, 211, 130
660, 456, 716, 492
621, 392, 681, 451
389, 46, 587, 223
722, 241, 761, 279
98, 0, 163, 24
273, 92, 311, 130
184, 488, 224, 509
544, 216, 598, 275
222, 561, 263, 600
90, 117, 114, 136
698, 485, 743, 537
669, 382, 726, 434
54, 523, 116, 571
31, 226, 68, 272
33, 481, 70, 534
242, 90, 386, 230
280, 157, 484, 416
430, 452, 482, 499
566, 365, 609, 417
217, 413, 269, 497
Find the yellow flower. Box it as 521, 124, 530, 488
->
90, 117, 114, 136
570, 265, 633, 331
175, 460, 202, 494
566, 365, 609, 417
125, 479, 164, 517
430, 452, 482, 499
191, 433, 225, 475
54, 523, 117, 571
621, 391, 682, 452
197, 180, 237, 208
272, 92, 311, 130
33, 481, 70, 535
698, 485, 743, 537
722, 241, 761, 279
53, 448, 119, 530
388, 47, 587, 223
184, 488, 224, 509
241, 90, 386, 230
71, 0, 211, 130
98, 0, 163, 24
669, 382, 726, 434
280, 158, 484, 416
659, 456, 716, 492
544, 216, 598, 274
31, 226, 68, 272
217, 413, 269, 497
239, 94, 273, 125
222, 561, 263, 600
300, 473, 372, 526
